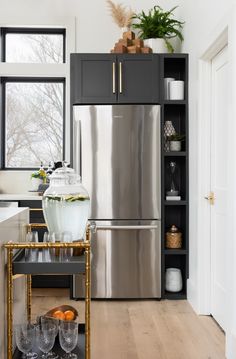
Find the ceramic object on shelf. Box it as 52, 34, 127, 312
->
170, 140, 181, 151
165, 268, 183, 292
164, 121, 176, 152
169, 80, 185, 100
42, 164, 90, 241
144, 38, 168, 53
164, 77, 175, 99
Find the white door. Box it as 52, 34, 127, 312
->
210, 46, 228, 331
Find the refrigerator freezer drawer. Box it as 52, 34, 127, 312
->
73, 220, 161, 299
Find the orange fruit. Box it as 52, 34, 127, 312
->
64, 310, 75, 321
52, 310, 65, 320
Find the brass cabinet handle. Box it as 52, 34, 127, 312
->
112, 62, 116, 94
29, 208, 43, 212
119, 62, 123, 94
204, 191, 215, 205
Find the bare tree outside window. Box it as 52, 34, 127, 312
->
6, 33, 64, 63
4, 30, 65, 168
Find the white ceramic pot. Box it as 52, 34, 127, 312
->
31, 177, 42, 191
165, 268, 183, 292
164, 78, 175, 99
144, 38, 168, 53
169, 80, 185, 100
170, 141, 181, 151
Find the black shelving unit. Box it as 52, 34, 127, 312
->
160, 54, 189, 300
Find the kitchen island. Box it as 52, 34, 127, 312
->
0, 207, 29, 358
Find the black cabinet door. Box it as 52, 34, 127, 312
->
71, 54, 117, 104
117, 54, 159, 103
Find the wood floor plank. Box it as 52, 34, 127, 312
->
32, 290, 226, 359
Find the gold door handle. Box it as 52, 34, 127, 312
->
112, 62, 116, 94
204, 192, 215, 205
119, 62, 122, 94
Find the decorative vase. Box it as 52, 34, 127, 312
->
170, 141, 181, 151
164, 121, 176, 151
164, 77, 175, 99
42, 164, 90, 241
169, 80, 185, 100
165, 225, 182, 249
165, 268, 183, 292
144, 38, 169, 53
31, 177, 42, 191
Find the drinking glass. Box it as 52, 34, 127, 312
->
59, 321, 78, 359
15, 323, 38, 358
60, 231, 73, 262
26, 231, 39, 262
42, 232, 51, 262
36, 324, 56, 359
37, 317, 59, 359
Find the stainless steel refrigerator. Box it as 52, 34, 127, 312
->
72, 104, 161, 298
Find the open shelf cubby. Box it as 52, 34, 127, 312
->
161, 54, 189, 300
163, 254, 187, 299
164, 156, 187, 201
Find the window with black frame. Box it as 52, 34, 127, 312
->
0, 28, 66, 169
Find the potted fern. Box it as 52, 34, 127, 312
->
131, 5, 184, 53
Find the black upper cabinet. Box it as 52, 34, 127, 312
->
70, 54, 160, 104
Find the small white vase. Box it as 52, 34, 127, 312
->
170, 141, 181, 152
144, 38, 169, 53
169, 80, 185, 100
165, 268, 183, 292
31, 178, 42, 191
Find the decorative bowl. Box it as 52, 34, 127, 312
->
45, 305, 78, 321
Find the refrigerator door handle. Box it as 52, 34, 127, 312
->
95, 225, 158, 230
73, 114, 81, 175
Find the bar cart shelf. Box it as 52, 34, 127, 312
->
4, 226, 91, 359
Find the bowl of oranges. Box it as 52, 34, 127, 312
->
46, 305, 78, 321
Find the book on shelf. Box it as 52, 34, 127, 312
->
166, 196, 181, 201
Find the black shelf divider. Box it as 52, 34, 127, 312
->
164, 200, 187, 206
164, 151, 186, 157
160, 54, 189, 300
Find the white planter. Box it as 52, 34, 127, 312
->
31, 177, 42, 191
144, 38, 169, 53
170, 141, 181, 151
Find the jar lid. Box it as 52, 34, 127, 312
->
169, 225, 179, 233
49, 163, 81, 184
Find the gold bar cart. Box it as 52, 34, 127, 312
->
4, 225, 91, 359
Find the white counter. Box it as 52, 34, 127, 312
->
0, 207, 29, 358
0, 194, 42, 201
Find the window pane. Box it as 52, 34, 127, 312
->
5, 82, 64, 168
5, 33, 64, 63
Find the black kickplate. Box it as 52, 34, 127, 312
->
13, 324, 85, 358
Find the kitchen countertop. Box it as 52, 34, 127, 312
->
0, 194, 42, 201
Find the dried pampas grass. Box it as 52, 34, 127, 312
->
107, 0, 134, 29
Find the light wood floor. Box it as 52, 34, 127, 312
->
32, 289, 226, 359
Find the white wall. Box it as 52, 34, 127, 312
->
179, 1, 236, 358
0, 0, 180, 53
0, 0, 180, 193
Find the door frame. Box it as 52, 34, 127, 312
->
197, 28, 228, 315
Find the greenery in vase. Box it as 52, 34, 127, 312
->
167, 133, 185, 141
45, 194, 90, 202
131, 5, 184, 53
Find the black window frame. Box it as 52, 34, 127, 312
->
1, 77, 66, 170
1, 27, 66, 63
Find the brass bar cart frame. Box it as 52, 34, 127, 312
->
4, 225, 91, 359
